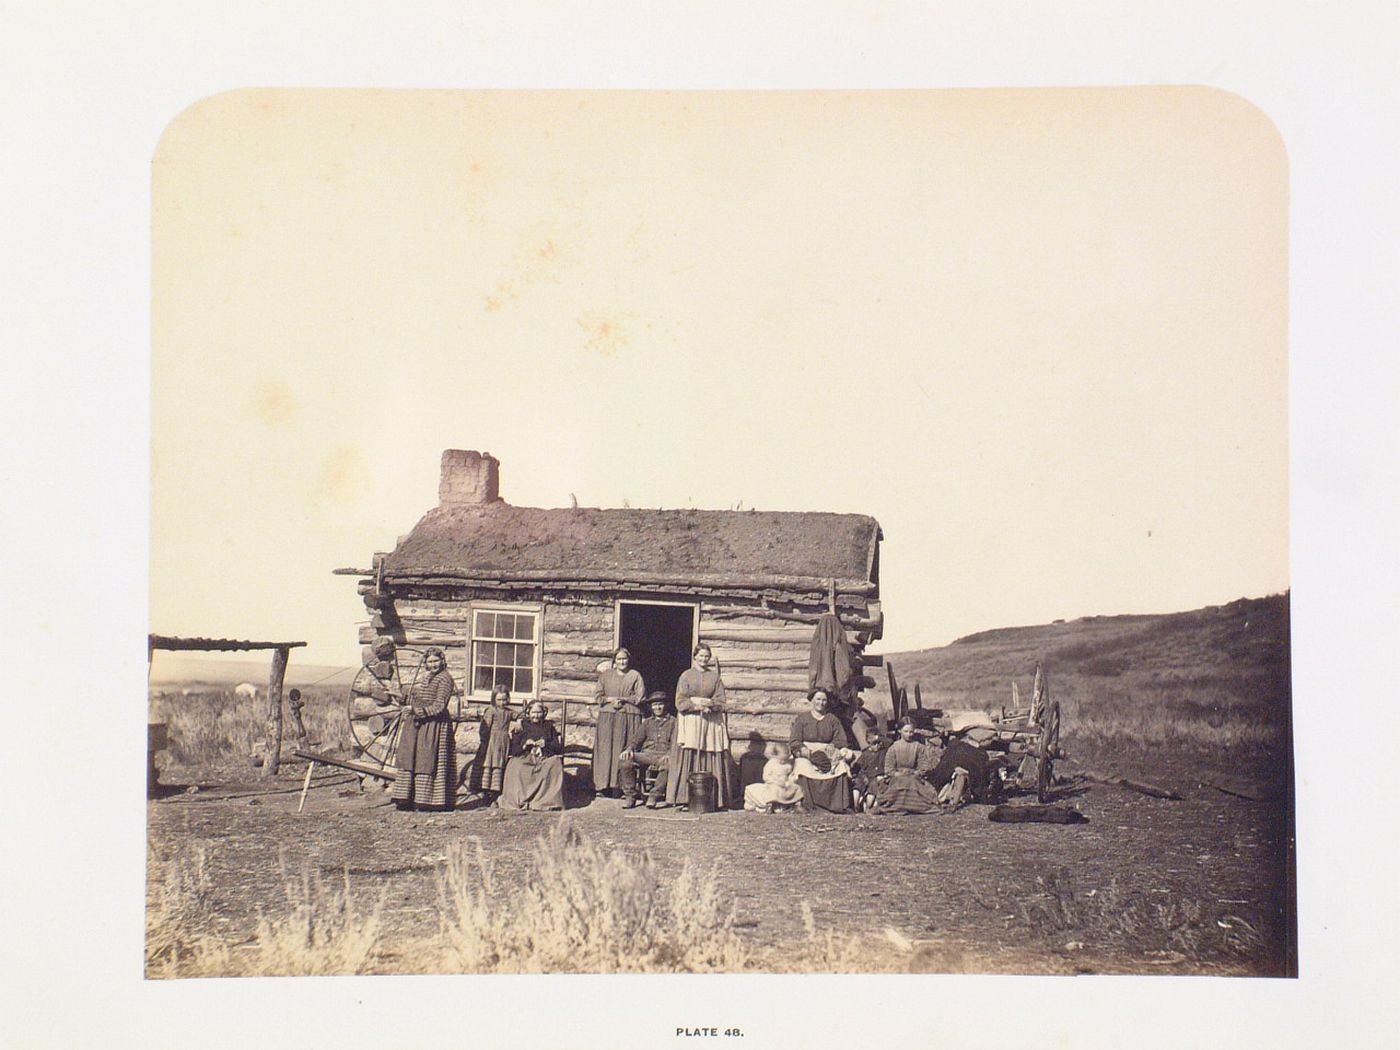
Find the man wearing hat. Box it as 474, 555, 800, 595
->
617, 692, 676, 809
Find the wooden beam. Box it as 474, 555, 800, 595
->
264, 645, 289, 777
149, 635, 307, 652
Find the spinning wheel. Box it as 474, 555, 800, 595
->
345, 646, 428, 772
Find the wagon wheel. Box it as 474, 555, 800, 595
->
1035, 700, 1062, 802
345, 648, 427, 773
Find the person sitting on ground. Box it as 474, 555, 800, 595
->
617, 692, 676, 809
499, 700, 565, 811
850, 728, 892, 811
789, 688, 860, 813
743, 741, 804, 813
869, 718, 944, 814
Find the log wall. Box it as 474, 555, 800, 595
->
355, 582, 879, 759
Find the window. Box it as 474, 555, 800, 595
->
471, 608, 539, 696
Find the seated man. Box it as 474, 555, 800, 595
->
617, 692, 676, 809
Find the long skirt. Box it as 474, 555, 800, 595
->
470, 727, 509, 793
391, 723, 455, 811
665, 747, 737, 808
592, 709, 642, 791
500, 754, 565, 811
797, 774, 854, 813
872, 772, 943, 814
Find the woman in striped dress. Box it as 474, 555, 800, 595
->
391, 647, 457, 811
664, 643, 736, 809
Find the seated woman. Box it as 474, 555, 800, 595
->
788, 688, 859, 814
499, 700, 565, 811
870, 718, 944, 814
743, 741, 804, 813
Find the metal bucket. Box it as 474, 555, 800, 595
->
686, 772, 719, 814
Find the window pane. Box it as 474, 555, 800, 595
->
514, 615, 534, 640
515, 667, 533, 693
474, 666, 494, 692
475, 611, 496, 638
477, 640, 496, 666
494, 667, 513, 691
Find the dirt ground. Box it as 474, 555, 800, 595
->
147, 743, 1293, 977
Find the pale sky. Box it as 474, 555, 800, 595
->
152, 88, 1287, 665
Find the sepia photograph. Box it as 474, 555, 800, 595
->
8, 4, 1397, 1049
147, 88, 1291, 979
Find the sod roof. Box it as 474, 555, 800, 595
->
382, 504, 880, 590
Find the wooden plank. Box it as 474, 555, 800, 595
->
149, 635, 307, 652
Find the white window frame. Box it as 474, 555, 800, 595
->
467, 602, 543, 700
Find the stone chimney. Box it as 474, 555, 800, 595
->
439, 449, 500, 506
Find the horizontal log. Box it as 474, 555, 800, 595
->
542, 606, 613, 626
702, 649, 809, 670
720, 672, 809, 692
699, 624, 862, 644
702, 602, 875, 623
358, 627, 467, 647
388, 604, 473, 622
541, 640, 617, 658
385, 567, 877, 594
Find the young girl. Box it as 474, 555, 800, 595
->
472, 684, 513, 805
743, 741, 804, 813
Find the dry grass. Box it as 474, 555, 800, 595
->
149, 822, 958, 978
147, 848, 382, 979
999, 867, 1269, 963
149, 686, 354, 768
434, 821, 749, 973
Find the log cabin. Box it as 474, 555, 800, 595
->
338, 449, 883, 770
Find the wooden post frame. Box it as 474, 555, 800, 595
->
265, 645, 290, 776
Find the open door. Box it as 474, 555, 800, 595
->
616, 601, 697, 705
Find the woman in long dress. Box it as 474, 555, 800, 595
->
789, 688, 858, 814
870, 718, 943, 814
664, 643, 736, 808
500, 700, 565, 811
592, 647, 645, 797
470, 684, 513, 802
390, 647, 457, 812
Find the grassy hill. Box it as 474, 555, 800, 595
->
874, 594, 1291, 752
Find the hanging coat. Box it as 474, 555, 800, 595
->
807, 612, 856, 695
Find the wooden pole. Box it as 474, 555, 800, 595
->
265, 645, 289, 776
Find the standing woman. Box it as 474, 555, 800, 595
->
665, 643, 736, 809
390, 647, 457, 812
593, 647, 646, 797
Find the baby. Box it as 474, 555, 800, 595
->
743, 741, 804, 813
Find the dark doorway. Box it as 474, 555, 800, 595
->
617, 602, 696, 707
